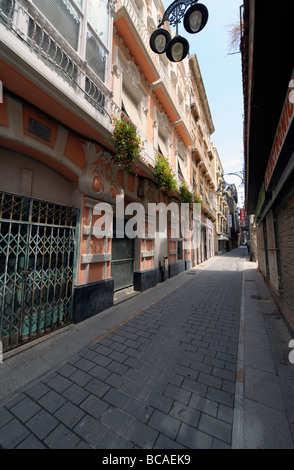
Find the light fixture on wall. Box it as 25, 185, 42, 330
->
149, 0, 209, 62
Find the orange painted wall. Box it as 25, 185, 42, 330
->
64, 134, 86, 169
78, 201, 113, 285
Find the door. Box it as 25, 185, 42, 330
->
111, 218, 135, 292
0, 191, 79, 352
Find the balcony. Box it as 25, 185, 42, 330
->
201, 198, 216, 222
0, 0, 113, 140
114, 0, 192, 141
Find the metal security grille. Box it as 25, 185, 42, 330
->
111, 218, 134, 292
0, 191, 79, 352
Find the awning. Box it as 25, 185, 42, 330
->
122, 87, 140, 128
178, 156, 187, 180
218, 235, 229, 241
158, 133, 169, 158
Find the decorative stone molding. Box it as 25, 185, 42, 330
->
79, 143, 122, 204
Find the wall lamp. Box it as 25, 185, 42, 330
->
149, 0, 208, 62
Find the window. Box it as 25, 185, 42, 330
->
32, 0, 110, 84
33, 0, 80, 51
88, 0, 109, 45
86, 30, 106, 82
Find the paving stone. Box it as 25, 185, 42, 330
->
169, 401, 201, 428
145, 390, 173, 414
100, 407, 133, 434
176, 422, 213, 449
148, 409, 181, 440
0, 407, 14, 428
142, 376, 166, 394
212, 437, 231, 449
189, 393, 218, 417
79, 394, 109, 419
92, 354, 113, 368
73, 414, 108, 447
212, 366, 236, 382
199, 413, 232, 444
24, 382, 51, 401
10, 396, 41, 423
38, 390, 67, 414
45, 374, 73, 394
89, 364, 112, 381
0, 418, 31, 449
56, 363, 77, 378
108, 350, 128, 363
54, 401, 85, 429
111, 334, 127, 344
44, 424, 81, 449
26, 409, 59, 440
96, 429, 134, 449
217, 404, 234, 425
105, 372, 130, 390
124, 399, 154, 424
73, 358, 96, 372
154, 434, 187, 449
182, 377, 207, 397
84, 378, 111, 398
124, 356, 145, 370
68, 369, 93, 387
62, 383, 90, 405
108, 360, 129, 375
4, 393, 26, 409
16, 434, 47, 449
79, 349, 98, 361
164, 383, 191, 406
198, 371, 222, 389
103, 388, 131, 408
206, 386, 234, 408
123, 419, 159, 449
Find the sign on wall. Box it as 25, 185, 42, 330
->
264, 69, 294, 190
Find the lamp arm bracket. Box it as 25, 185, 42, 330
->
157, 0, 199, 28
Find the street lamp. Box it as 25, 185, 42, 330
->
149, 0, 209, 62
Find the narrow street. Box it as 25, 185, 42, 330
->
0, 247, 293, 450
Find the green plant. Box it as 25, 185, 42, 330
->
153, 154, 178, 195
112, 114, 145, 175
194, 193, 202, 204
180, 181, 193, 204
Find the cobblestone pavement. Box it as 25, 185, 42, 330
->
0, 247, 293, 449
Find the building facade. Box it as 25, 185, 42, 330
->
213, 150, 230, 255
242, 0, 294, 332
189, 54, 216, 265
0, 0, 228, 352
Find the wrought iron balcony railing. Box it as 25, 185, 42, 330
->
0, 0, 112, 120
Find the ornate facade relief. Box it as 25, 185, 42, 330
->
79, 143, 122, 204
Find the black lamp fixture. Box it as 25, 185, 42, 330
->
150, 0, 208, 62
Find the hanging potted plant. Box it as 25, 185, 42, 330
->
153, 154, 178, 195
112, 114, 144, 175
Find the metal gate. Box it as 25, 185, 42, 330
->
0, 191, 79, 352
111, 218, 134, 292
